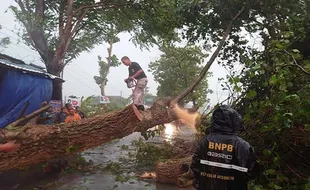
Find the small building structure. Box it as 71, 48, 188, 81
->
0, 54, 63, 128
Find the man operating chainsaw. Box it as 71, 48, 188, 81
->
122, 56, 148, 111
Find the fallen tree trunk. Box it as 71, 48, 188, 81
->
0, 98, 178, 172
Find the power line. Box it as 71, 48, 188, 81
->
0, 24, 44, 58
69, 65, 96, 82
65, 65, 132, 97
65, 69, 99, 93
0, 31, 38, 55
68, 64, 125, 92
73, 64, 95, 78
0, 24, 17, 34
4, 0, 14, 13
0, 24, 32, 46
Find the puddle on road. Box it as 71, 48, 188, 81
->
50, 124, 196, 190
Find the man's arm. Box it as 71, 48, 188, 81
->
128, 62, 143, 79
235, 139, 260, 180
130, 69, 143, 79
246, 147, 260, 179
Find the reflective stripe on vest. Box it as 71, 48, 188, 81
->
200, 159, 248, 173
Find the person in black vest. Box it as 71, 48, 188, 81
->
190, 105, 260, 190
122, 56, 148, 111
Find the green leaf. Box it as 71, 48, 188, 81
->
283, 113, 293, 117
273, 156, 280, 166
265, 169, 276, 175
254, 186, 262, 190
270, 75, 277, 84
246, 90, 257, 98
284, 119, 292, 128
292, 49, 300, 53
263, 149, 271, 157
284, 94, 300, 101
275, 43, 285, 49
274, 185, 282, 190
252, 64, 261, 70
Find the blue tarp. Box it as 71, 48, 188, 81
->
0, 69, 53, 128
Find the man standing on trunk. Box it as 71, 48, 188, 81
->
122, 56, 148, 111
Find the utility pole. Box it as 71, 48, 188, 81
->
61, 70, 64, 103
120, 91, 123, 105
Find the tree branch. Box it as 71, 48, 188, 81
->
73, 0, 132, 16
16, 0, 49, 62
70, 9, 89, 38
63, 0, 74, 34
58, 1, 65, 38
35, 0, 44, 17
63, 9, 89, 60
170, 8, 245, 106
283, 50, 310, 76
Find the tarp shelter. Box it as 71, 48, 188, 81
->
0, 54, 64, 128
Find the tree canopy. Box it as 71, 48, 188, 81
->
10, 0, 184, 99
179, 0, 310, 189
10, 0, 182, 73
149, 45, 211, 107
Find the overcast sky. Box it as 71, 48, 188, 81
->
0, 1, 263, 106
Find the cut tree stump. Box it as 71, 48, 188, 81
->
156, 156, 194, 187
155, 139, 196, 187
0, 98, 180, 172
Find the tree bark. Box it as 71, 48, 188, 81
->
0, 98, 179, 172
156, 157, 193, 187
46, 65, 63, 100
100, 81, 106, 96
155, 139, 196, 187
51, 80, 63, 100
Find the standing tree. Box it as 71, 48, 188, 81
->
10, 0, 182, 100
94, 25, 120, 96
149, 45, 211, 107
